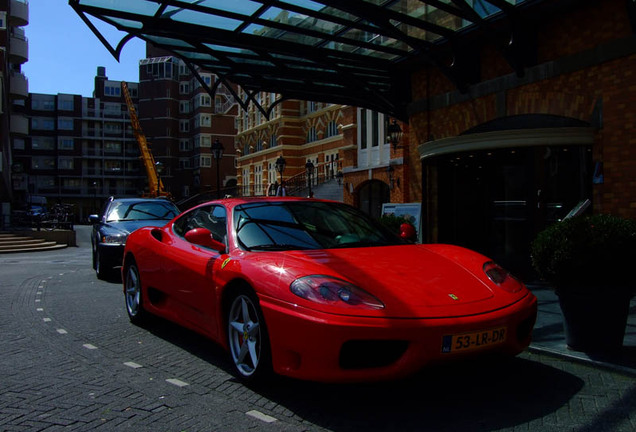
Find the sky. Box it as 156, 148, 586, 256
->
22, 0, 146, 97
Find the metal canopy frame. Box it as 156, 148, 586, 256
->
69, 0, 551, 120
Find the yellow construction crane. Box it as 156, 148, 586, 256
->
121, 81, 172, 199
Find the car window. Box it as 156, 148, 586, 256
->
105, 201, 179, 222
234, 201, 403, 251
174, 205, 227, 242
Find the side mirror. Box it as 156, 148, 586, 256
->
399, 223, 416, 241
88, 214, 100, 224
185, 228, 226, 253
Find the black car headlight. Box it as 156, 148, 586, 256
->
483, 261, 523, 293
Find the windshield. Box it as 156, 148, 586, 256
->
106, 201, 179, 222
234, 201, 404, 251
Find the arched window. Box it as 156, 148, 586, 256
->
326, 120, 338, 137
307, 127, 317, 143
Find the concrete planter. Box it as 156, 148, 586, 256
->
557, 291, 631, 352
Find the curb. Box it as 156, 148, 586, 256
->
528, 344, 636, 377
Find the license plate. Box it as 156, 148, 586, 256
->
441, 327, 507, 353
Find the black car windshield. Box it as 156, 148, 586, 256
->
234, 201, 404, 251
106, 201, 179, 222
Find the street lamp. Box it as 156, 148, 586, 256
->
212, 139, 224, 198
154, 161, 164, 195
305, 160, 315, 198
388, 119, 403, 150
92, 181, 98, 213
275, 155, 286, 184
386, 164, 396, 190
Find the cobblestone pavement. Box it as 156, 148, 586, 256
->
0, 226, 634, 431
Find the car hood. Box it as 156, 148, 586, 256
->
267, 244, 526, 318
101, 219, 168, 235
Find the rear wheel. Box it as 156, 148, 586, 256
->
124, 261, 147, 325
227, 288, 272, 381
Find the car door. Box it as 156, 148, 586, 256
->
161, 204, 228, 339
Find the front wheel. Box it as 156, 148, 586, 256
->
227, 289, 272, 381
124, 261, 147, 325
95, 248, 112, 280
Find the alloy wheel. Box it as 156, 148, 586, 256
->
228, 293, 264, 378
125, 264, 142, 321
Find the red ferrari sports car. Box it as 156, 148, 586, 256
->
122, 197, 537, 382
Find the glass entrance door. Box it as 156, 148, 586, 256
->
432, 145, 592, 280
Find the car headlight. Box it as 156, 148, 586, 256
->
483, 261, 523, 293
290, 275, 384, 309
101, 234, 127, 245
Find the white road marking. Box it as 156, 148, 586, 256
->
56, 329, 67, 334
43, 318, 51, 322
246, 410, 278, 423
166, 378, 189, 387
124, 362, 143, 369
83, 344, 98, 350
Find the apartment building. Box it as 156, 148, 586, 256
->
11, 68, 144, 221
9, 49, 239, 222
0, 0, 29, 227
140, 46, 238, 204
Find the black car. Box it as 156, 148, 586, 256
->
90, 197, 180, 279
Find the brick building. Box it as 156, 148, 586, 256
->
42, 0, 636, 277
139, 46, 238, 205
410, 0, 636, 276
235, 97, 345, 197
236, 96, 414, 219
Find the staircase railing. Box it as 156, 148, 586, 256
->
176, 161, 342, 210
280, 160, 341, 197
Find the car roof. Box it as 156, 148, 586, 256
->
109, 197, 176, 204
192, 196, 337, 210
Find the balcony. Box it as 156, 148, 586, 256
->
82, 128, 100, 137
103, 129, 123, 137
9, 71, 28, 99
10, 0, 29, 27
9, 35, 28, 64
10, 114, 28, 135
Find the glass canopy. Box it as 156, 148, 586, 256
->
70, 0, 538, 119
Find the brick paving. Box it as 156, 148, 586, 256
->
0, 226, 634, 431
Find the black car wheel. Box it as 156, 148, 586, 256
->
95, 248, 111, 280
227, 288, 272, 381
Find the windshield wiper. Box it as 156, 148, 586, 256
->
332, 239, 394, 248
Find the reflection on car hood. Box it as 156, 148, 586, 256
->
101, 219, 168, 235
273, 245, 523, 318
